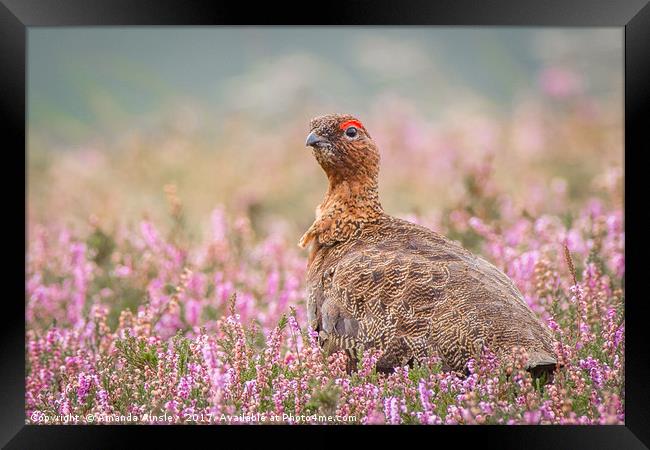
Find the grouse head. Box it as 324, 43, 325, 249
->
305, 114, 380, 185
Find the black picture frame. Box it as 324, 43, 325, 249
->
3, 0, 648, 448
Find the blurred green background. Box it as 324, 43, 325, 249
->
27, 27, 623, 241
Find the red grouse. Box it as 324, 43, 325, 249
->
300, 113, 557, 376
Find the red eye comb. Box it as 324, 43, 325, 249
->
340, 120, 363, 130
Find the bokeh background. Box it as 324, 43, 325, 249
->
28, 27, 623, 242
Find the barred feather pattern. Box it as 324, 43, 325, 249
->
307, 215, 557, 373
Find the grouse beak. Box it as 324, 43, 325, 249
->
305, 131, 329, 148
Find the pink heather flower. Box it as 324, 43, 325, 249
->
76, 372, 95, 404
114, 265, 132, 278
165, 400, 180, 415
366, 409, 386, 425
359, 349, 381, 378
383, 397, 401, 425
449, 209, 470, 232
96, 389, 110, 412
210, 207, 228, 242
283, 352, 297, 366
140, 221, 161, 249
579, 357, 610, 389
504, 219, 530, 247
256, 324, 283, 388
585, 198, 605, 218
184, 299, 202, 327
508, 250, 539, 293
58, 398, 71, 416
236, 292, 255, 324
176, 375, 193, 399
524, 410, 542, 424
610, 253, 625, 279
614, 326, 625, 351
417, 380, 441, 424
214, 274, 234, 305
564, 228, 587, 255
266, 270, 280, 300
188, 272, 207, 296
468, 216, 493, 237
242, 380, 260, 414
479, 401, 494, 416
547, 317, 561, 334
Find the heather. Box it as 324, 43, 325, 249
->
26, 103, 623, 424
25, 201, 625, 423
27, 30, 623, 425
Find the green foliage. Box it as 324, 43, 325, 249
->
86, 227, 116, 267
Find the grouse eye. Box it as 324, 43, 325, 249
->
345, 126, 358, 138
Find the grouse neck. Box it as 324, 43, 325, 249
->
324, 177, 383, 220
299, 178, 384, 250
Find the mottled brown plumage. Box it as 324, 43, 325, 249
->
301, 113, 557, 376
